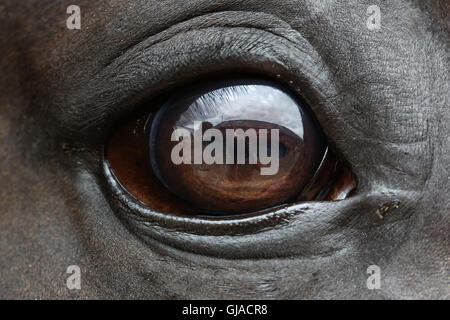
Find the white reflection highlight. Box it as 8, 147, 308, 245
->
175, 85, 304, 139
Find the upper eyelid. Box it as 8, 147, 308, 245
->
47, 12, 333, 141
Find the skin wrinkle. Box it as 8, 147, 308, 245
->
105, 11, 302, 68
0, 0, 449, 299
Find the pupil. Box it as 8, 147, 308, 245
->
277, 143, 287, 158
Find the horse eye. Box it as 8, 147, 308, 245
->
106, 78, 356, 216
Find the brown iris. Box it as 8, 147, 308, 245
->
107, 79, 356, 216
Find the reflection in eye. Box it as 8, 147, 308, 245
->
106, 78, 356, 217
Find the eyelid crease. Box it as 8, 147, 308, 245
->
104, 10, 307, 70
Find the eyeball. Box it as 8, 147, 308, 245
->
106, 77, 356, 217
149, 80, 326, 214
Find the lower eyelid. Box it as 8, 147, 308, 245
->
100, 145, 412, 260
104, 156, 365, 259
